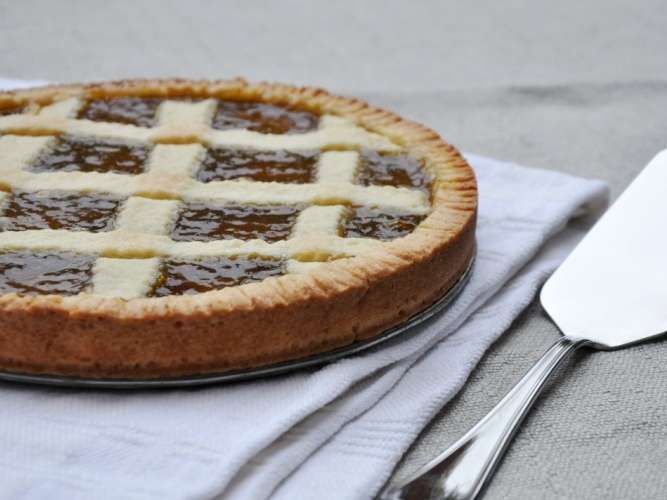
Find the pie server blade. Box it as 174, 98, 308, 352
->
541, 149, 667, 347
382, 149, 667, 500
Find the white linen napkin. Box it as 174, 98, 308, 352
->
0, 78, 609, 500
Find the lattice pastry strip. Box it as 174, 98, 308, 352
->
91, 257, 161, 299
0, 135, 55, 172
155, 99, 217, 126
0, 229, 381, 260
315, 151, 360, 183
115, 197, 181, 235
38, 97, 84, 118
291, 205, 347, 238
0, 112, 401, 152
0, 169, 428, 213
146, 144, 205, 176
0, 191, 9, 215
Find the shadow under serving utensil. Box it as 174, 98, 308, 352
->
382, 149, 667, 500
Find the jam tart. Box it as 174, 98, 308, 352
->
0, 79, 476, 379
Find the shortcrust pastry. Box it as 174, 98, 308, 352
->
0, 79, 476, 379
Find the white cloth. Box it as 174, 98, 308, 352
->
0, 78, 608, 500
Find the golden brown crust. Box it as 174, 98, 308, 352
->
0, 79, 477, 378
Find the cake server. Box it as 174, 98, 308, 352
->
382, 149, 667, 500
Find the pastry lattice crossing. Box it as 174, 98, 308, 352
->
0, 94, 430, 298
0, 80, 476, 378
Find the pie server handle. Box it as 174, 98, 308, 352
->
380, 335, 590, 500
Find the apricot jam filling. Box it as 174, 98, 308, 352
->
197, 149, 318, 184
0, 191, 121, 232
80, 97, 164, 127
30, 136, 150, 175
358, 151, 432, 193
171, 202, 303, 243
343, 207, 425, 241
0, 252, 95, 296
150, 256, 284, 296
0, 104, 25, 116
79, 97, 319, 134
211, 101, 319, 134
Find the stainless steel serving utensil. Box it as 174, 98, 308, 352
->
382, 150, 667, 500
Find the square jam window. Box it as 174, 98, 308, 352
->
30, 136, 150, 175
172, 202, 302, 243
150, 256, 284, 296
342, 207, 425, 241
79, 97, 164, 127
357, 151, 432, 193
0, 252, 95, 296
0, 191, 122, 232
211, 101, 319, 135
197, 149, 318, 184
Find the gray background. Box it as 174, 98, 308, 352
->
2, 1, 667, 498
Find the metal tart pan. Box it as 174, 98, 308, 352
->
0, 251, 474, 390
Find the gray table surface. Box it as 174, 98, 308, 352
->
2, 1, 666, 498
